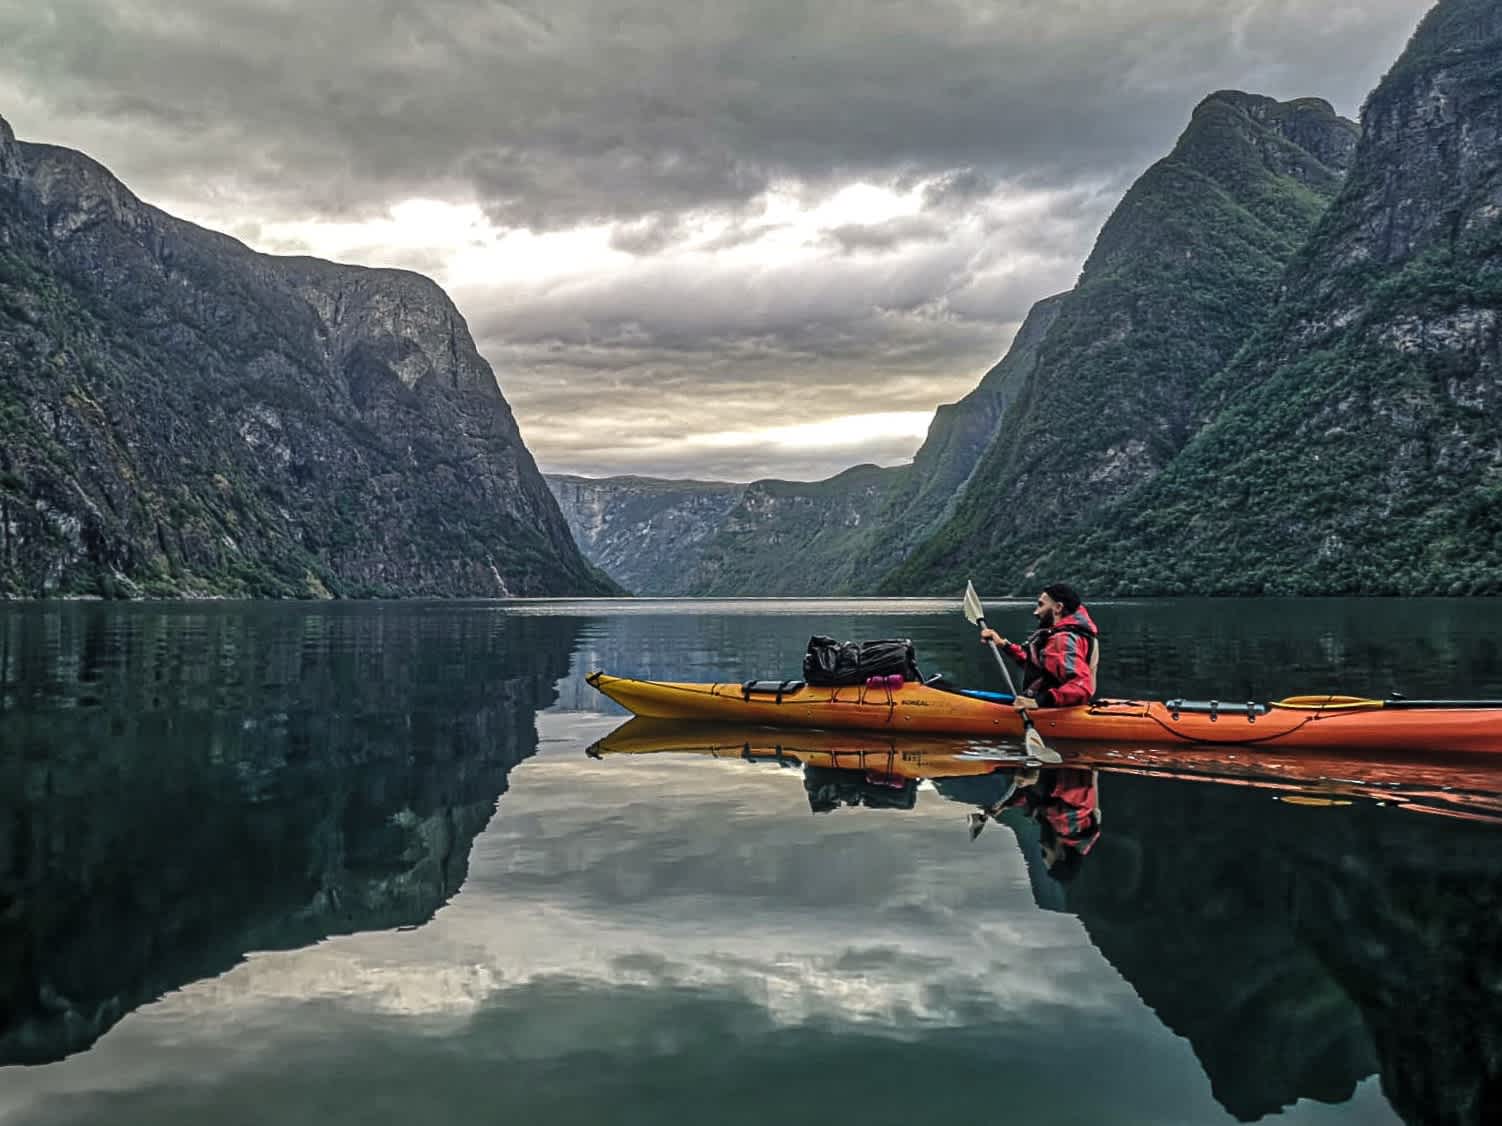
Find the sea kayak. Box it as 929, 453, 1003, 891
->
585, 672, 1502, 754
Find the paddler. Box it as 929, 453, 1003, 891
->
978, 583, 1100, 710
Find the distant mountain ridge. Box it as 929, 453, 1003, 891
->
0, 114, 616, 598
545, 474, 744, 596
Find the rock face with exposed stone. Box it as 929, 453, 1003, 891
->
1055, 0, 1502, 596
0, 114, 616, 598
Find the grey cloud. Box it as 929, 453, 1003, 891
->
438, 173, 1091, 479
484, 322, 1016, 481
607, 213, 689, 255
462, 192, 1085, 354
0, 0, 1430, 230
920, 167, 996, 210
825, 214, 949, 254
698, 218, 784, 252
0, 0, 1433, 484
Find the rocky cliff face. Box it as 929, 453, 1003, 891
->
545, 474, 744, 595
0, 116, 616, 598
1057, 0, 1502, 596
0, 606, 580, 1064
862, 293, 1067, 563
885, 91, 1358, 594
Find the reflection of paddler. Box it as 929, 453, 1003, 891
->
978, 768, 1102, 884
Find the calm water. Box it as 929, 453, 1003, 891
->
3, 598, 1501, 1126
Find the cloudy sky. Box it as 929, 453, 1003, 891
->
0, 1, 1430, 482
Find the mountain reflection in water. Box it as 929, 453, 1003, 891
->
0, 604, 579, 1066
590, 719, 1502, 1126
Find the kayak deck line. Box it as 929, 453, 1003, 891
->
585, 672, 1502, 755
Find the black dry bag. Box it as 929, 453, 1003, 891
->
803, 636, 922, 686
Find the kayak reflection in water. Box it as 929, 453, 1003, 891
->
944, 767, 1102, 884
803, 764, 919, 813
978, 583, 1100, 710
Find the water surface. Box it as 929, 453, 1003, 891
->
3, 598, 1500, 1125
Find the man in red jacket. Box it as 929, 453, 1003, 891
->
979, 582, 1099, 710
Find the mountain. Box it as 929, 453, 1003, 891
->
1054, 0, 1502, 596
685, 292, 1069, 597
884, 91, 1359, 594
686, 462, 900, 595
871, 293, 1067, 561
681, 291, 1069, 596
0, 115, 617, 598
545, 474, 744, 595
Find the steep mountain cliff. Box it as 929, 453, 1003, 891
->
0, 115, 616, 598
863, 293, 1068, 559
545, 474, 744, 595
1056, 0, 1502, 596
885, 91, 1359, 594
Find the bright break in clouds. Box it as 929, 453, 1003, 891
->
0, 0, 1429, 481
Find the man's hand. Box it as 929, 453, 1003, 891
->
1014, 695, 1039, 712
979, 628, 1009, 647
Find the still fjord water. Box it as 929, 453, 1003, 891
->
3, 598, 1501, 1125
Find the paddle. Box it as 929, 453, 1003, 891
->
963, 581, 1062, 765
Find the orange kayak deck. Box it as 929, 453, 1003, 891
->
586, 672, 1502, 755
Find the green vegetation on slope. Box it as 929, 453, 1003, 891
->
1026, 0, 1502, 596
882, 93, 1358, 595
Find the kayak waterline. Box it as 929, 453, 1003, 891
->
587, 717, 1502, 826
585, 672, 1502, 755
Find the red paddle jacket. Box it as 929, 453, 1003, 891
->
1000, 605, 1099, 708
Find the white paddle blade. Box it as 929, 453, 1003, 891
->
1024, 725, 1063, 765
962, 581, 986, 626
